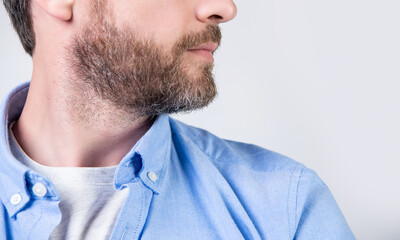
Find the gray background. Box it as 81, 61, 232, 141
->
1, 0, 399, 239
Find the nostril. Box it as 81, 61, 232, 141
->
208, 14, 224, 23
209, 15, 223, 21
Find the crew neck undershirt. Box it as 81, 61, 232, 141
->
8, 122, 129, 240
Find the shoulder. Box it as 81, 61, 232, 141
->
168, 117, 355, 238
168, 117, 345, 237
167, 117, 329, 204
168, 116, 307, 174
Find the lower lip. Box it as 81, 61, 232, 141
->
187, 49, 214, 61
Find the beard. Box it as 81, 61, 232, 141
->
66, 1, 221, 118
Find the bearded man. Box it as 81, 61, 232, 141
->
0, 0, 355, 239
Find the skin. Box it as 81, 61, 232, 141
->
12, 0, 237, 167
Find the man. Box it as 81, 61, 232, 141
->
0, 0, 355, 239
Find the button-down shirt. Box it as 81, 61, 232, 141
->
0, 82, 355, 239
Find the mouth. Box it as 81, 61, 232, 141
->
187, 42, 219, 53
186, 42, 219, 61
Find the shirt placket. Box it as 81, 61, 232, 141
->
110, 152, 158, 240
109, 180, 154, 240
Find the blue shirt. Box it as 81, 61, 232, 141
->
0, 82, 355, 239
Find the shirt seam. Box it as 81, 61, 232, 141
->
133, 184, 145, 238
27, 200, 43, 240
292, 167, 305, 239
114, 193, 128, 237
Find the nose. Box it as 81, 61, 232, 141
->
195, 0, 238, 24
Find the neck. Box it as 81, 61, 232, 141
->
13, 56, 154, 168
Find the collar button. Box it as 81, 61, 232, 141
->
10, 194, 22, 205
147, 171, 158, 183
32, 183, 47, 197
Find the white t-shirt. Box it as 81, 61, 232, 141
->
9, 122, 129, 240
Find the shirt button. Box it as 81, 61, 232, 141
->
147, 171, 158, 183
32, 183, 47, 197
10, 194, 22, 205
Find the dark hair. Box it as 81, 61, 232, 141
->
3, 0, 35, 56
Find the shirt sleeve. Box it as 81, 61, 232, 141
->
293, 168, 356, 240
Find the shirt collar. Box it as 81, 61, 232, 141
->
0, 82, 34, 217
114, 114, 172, 195
0, 82, 172, 218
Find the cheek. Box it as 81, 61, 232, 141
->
110, 0, 194, 49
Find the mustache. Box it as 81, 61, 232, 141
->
174, 25, 222, 56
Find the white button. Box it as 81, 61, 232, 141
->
32, 183, 47, 197
10, 194, 22, 205
147, 171, 158, 182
